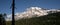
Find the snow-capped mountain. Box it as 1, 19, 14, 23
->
6, 7, 60, 21
15, 7, 48, 20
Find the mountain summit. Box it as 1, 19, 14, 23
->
6, 7, 60, 21
15, 7, 60, 20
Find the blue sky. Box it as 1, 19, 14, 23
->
0, 0, 60, 14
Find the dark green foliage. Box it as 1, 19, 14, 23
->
0, 13, 6, 25
6, 12, 60, 25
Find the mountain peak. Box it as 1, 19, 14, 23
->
15, 7, 49, 20
6, 7, 60, 21
26, 7, 45, 11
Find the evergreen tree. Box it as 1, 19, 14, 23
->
0, 13, 6, 25
0, 14, 3, 25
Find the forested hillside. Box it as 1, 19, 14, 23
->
6, 12, 60, 25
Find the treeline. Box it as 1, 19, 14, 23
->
6, 12, 60, 25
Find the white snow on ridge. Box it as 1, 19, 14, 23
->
15, 7, 48, 20
6, 7, 60, 21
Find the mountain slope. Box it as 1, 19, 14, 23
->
15, 7, 60, 20
6, 7, 60, 21
6, 12, 60, 25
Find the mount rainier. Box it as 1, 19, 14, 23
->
6, 7, 60, 21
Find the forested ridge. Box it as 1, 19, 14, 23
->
6, 12, 60, 25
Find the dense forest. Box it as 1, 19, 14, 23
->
6, 12, 60, 25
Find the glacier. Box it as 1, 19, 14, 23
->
6, 7, 60, 21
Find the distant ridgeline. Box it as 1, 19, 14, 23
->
6, 12, 60, 25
